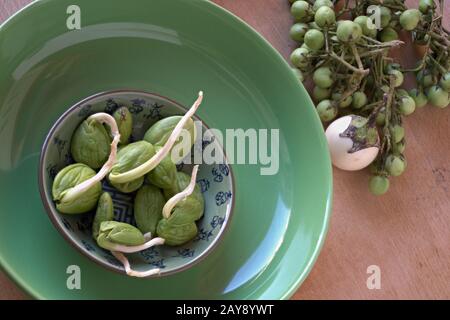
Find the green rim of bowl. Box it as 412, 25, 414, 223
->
0, 0, 332, 300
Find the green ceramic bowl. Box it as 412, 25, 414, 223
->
0, 0, 332, 299
39, 90, 234, 277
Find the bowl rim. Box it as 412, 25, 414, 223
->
37, 89, 236, 278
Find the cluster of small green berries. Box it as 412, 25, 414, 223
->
288, 0, 449, 195
410, 0, 450, 109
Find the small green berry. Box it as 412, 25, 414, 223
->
389, 124, 405, 144
398, 95, 416, 116
396, 89, 409, 97
312, 0, 333, 12
409, 88, 428, 108
352, 91, 368, 109
314, 6, 336, 28
332, 92, 352, 108
290, 23, 309, 42
419, 0, 435, 14
369, 175, 390, 195
379, 27, 398, 42
292, 68, 304, 82
388, 69, 404, 87
385, 154, 406, 177
439, 73, 450, 91
337, 20, 362, 43
313, 67, 334, 88
354, 16, 377, 38
400, 9, 421, 31
427, 85, 450, 108
392, 140, 406, 155
290, 47, 309, 68
313, 86, 331, 101
291, 1, 311, 21
304, 29, 325, 50
316, 99, 337, 122
376, 108, 386, 126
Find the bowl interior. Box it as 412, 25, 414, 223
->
39, 91, 234, 276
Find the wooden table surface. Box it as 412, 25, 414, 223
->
1, 0, 449, 300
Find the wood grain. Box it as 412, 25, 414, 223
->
0, 0, 449, 300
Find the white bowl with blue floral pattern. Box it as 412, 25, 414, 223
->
39, 90, 234, 277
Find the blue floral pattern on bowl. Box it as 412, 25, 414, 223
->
39, 91, 234, 277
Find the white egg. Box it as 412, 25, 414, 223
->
325, 115, 379, 171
